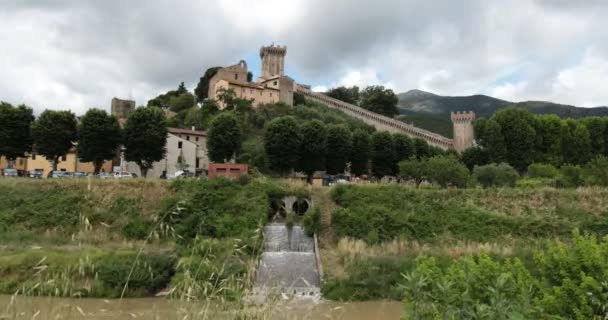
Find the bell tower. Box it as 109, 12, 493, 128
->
260, 44, 287, 78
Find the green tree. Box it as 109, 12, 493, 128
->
31, 110, 77, 171
147, 83, 186, 108
533, 115, 564, 165
123, 107, 168, 178
392, 133, 414, 174
0, 102, 34, 168
572, 122, 592, 165
207, 112, 242, 163
478, 119, 507, 163
460, 146, 490, 171
413, 138, 430, 159
350, 129, 371, 176
326, 86, 360, 105
194, 67, 221, 102
77, 109, 121, 174
359, 85, 399, 117
582, 117, 606, 158
492, 108, 536, 172
585, 155, 608, 186
398, 158, 425, 186
325, 125, 352, 175
424, 155, 471, 188
264, 116, 301, 174
371, 131, 395, 178
169, 92, 195, 113
297, 120, 327, 182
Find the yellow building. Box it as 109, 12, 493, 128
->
1, 150, 113, 177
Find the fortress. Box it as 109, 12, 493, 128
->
209, 44, 475, 152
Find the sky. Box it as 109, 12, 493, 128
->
2, 0, 608, 115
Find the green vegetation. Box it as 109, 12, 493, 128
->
31, 109, 78, 171
206, 111, 242, 163
77, 109, 122, 174
0, 102, 34, 168
123, 107, 168, 177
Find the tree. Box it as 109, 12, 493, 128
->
392, 133, 414, 174
147, 83, 187, 108
0, 102, 34, 168
350, 129, 371, 176
77, 109, 121, 174
207, 112, 242, 163
424, 155, 471, 188
371, 131, 395, 178
476, 119, 507, 163
169, 92, 195, 113
582, 117, 606, 158
413, 138, 430, 159
177, 82, 187, 95
585, 156, 608, 186
398, 158, 425, 186
297, 120, 327, 182
533, 115, 564, 165
194, 67, 221, 102
325, 125, 353, 175
460, 146, 490, 171
572, 123, 592, 165
492, 108, 536, 172
326, 86, 360, 105
359, 85, 399, 117
31, 110, 77, 171
123, 107, 168, 178
264, 116, 301, 174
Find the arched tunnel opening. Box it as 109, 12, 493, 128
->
292, 199, 310, 216
269, 199, 287, 221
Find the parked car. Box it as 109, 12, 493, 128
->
27, 170, 43, 179
48, 171, 69, 179
73, 172, 89, 178
2, 168, 18, 177
171, 170, 195, 179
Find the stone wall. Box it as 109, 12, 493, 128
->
451, 111, 476, 153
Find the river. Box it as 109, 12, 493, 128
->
1, 296, 402, 319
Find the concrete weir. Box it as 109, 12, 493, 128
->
252, 223, 321, 301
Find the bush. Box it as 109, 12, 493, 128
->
424, 155, 471, 188
586, 155, 608, 186
528, 163, 559, 178
473, 163, 519, 188
558, 165, 585, 188
516, 177, 555, 188
303, 207, 321, 236
121, 217, 153, 240
95, 253, 176, 297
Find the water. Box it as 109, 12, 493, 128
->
254, 223, 320, 299
0, 296, 403, 319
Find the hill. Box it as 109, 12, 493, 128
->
397, 89, 608, 137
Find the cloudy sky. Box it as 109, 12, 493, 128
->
2, 0, 608, 114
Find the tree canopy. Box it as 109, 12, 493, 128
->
326, 86, 360, 105
359, 85, 399, 117
350, 129, 371, 176
297, 120, 327, 181
371, 131, 395, 178
325, 125, 353, 175
0, 102, 34, 166
123, 107, 168, 177
207, 112, 242, 163
31, 110, 77, 171
264, 116, 301, 174
77, 109, 122, 174
194, 67, 222, 102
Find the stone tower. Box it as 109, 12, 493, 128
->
451, 111, 476, 153
260, 44, 287, 78
111, 97, 135, 126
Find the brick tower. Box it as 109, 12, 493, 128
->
260, 44, 287, 78
451, 111, 476, 153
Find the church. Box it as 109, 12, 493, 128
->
208, 44, 295, 108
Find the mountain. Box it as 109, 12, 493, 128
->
397, 90, 608, 138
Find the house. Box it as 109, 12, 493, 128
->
208, 163, 248, 180
125, 127, 209, 178
0, 149, 113, 177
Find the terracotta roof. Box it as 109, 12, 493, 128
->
168, 128, 207, 136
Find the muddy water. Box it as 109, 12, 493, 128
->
0, 296, 402, 319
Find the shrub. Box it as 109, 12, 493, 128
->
528, 163, 559, 178
558, 165, 585, 188
121, 218, 153, 240
473, 163, 519, 188
424, 155, 471, 188
95, 253, 175, 297
398, 158, 425, 186
303, 207, 321, 236
516, 177, 555, 188
585, 155, 608, 186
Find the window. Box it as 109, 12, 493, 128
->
178, 141, 182, 149
235, 73, 238, 80
186, 136, 190, 141
195, 137, 199, 142
61, 155, 67, 161
19, 159, 24, 165
274, 81, 278, 85
196, 158, 200, 168
217, 168, 227, 173
229, 168, 240, 173
32, 153, 36, 160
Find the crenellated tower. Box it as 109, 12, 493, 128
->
451, 111, 476, 153
260, 45, 287, 78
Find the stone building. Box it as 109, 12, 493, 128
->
125, 127, 209, 178
208, 44, 294, 108
451, 111, 476, 153
111, 97, 135, 126
0, 150, 113, 177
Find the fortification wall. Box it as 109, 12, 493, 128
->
295, 84, 454, 150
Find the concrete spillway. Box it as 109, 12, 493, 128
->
253, 223, 320, 300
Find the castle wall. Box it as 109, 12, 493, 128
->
451, 111, 476, 153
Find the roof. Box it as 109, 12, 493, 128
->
168, 128, 207, 137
